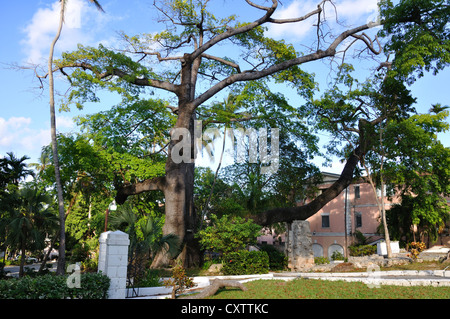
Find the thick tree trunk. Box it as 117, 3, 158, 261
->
150, 110, 201, 268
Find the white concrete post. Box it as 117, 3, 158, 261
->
98, 231, 130, 299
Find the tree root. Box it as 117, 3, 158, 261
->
183, 279, 248, 299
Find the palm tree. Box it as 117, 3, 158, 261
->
28, 148, 51, 177
47, 0, 104, 275
3, 152, 33, 185
109, 204, 179, 282
6, 186, 57, 277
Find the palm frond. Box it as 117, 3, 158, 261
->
89, 0, 105, 12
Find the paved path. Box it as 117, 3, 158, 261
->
3, 261, 57, 277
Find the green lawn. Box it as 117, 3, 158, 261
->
207, 279, 450, 299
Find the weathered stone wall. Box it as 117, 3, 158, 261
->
285, 220, 315, 271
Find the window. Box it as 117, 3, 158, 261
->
354, 185, 360, 199
321, 214, 330, 228
355, 212, 362, 228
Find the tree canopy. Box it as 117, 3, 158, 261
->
30, 0, 450, 267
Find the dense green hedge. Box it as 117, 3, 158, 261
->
0, 273, 110, 299
348, 244, 377, 256
259, 245, 288, 270
222, 251, 269, 275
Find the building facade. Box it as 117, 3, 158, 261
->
305, 173, 389, 258
257, 172, 450, 258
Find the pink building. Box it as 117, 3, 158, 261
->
305, 172, 391, 258
257, 172, 450, 256
305, 172, 450, 258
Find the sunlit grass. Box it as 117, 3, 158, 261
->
207, 279, 450, 299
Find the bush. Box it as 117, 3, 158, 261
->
314, 256, 330, 265
222, 250, 269, 275
0, 273, 110, 299
135, 269, 162, 287
331, 251, 345, 261
259, 245, 288, 270
408, 241, 426, 260
197, 214, 262, 256
348, 244, 377, 256
163, 263, 195, 299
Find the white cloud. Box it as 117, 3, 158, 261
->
0, 116, 75, 160
267, 1, 317, 40
333, 0, 379, 21
21, 0, 109, 65
266, 0, 379, 41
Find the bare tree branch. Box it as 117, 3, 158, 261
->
201, 53, 241, 73
193, 21, 381, 109
251, 146, 363, 226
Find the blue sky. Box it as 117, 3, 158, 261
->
0, 0, 449, 174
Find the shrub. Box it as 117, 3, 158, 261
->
222, 250, 269, 275
197, 214, 262, 256
331, 251, 345, 261
259, 245, 288, 270
408, 241, 426, 260
136, 269, 162, 287
163, 263, 196, 299
314, 256, 330, 265
0, 273, 110, 299
348, 244, 377, 256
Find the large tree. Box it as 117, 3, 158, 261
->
44, 0, 449, 267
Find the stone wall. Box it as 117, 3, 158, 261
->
285, 220, 315, 271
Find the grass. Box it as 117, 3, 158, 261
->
206, 279, 450, 299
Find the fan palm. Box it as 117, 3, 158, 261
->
109, 204, 179, 282
109, 204, 180, 261
6, 186, 57, 277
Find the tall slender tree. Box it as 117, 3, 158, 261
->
46, 0, 104, 275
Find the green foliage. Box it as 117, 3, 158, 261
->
163, 262, 196, 299
386, 194, 450, 243
194, 167, 246, 218
135, 269, 163, 288
109, 203, 179, 282
380, 0, 450, 84
0, 273, 110, 299
330, 251, 345, 261
259, 244, 288, 271
381, 112, 450, 240
222, 250, 269, 275
56, 44, 156, 111
196, 214, 262, 255
348, 245, 377, 257
314, 256, 330, 265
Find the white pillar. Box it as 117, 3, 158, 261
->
98, 231, 130, 299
